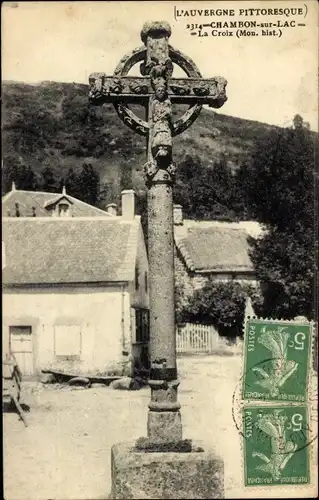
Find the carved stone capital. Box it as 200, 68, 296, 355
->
140, 21, 172, 44
144, 159, 159, 181
144, 161, 176, 186
148, 378, 180, 410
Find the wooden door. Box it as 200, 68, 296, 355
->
9, 326, 34, 375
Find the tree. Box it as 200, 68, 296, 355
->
41, 166, 59, 193
174, 154, 237, 220
2, 160, 38, 193
293, 114, 304, 130
210, 156, 236, 219
232, 161, 252, 219
177, 279, 260, 339
98, 180, 120, 210
78, 162, 100, 205
246, 118, 314, 232
249, 229, 315, 319
246, 116, 316, 320
63, 167, 82, 199
120, 161, 133, 191
22, 166, 38, 190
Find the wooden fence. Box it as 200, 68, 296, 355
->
176, 323, 219, 354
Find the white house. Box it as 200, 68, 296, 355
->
2, 190, 149, 378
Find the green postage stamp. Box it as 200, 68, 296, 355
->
242, 319, 312, 402
243, 405, 310, 486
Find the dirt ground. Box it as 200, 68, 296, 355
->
3, 353, 318, 500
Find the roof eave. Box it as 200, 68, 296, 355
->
3, 280, 130, 288
194, 267, 255, 274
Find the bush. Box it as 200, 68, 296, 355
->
178, 279, 261, 338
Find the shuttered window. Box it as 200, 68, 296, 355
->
54, 325, 81, 358
135, 309, 150, 343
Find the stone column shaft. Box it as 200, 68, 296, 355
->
142, 21, 182, 443
147, 181, 176, 375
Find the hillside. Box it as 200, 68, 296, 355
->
2, 80, 280, 217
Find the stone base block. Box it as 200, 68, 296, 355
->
135, 437, 193, 452
147, 410, 182, 442
111, 440, 224, 499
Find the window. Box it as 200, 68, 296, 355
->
135, 309, 150, 343
135, 265, 139, 290
144, 271, 148, 293
9, 326, 32, 336
58, 203, 70, 217
54, 325, 81, 359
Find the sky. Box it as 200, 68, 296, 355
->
2, 1, 318, 130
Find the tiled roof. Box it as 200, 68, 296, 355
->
2, 217, 139, 285
174, 220, 262, 273
2, 190, 112, 217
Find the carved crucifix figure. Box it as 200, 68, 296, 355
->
89, 21, 227, 446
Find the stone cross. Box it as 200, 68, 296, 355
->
89, 21, 227, 447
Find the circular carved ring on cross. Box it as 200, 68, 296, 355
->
112, 45, 203, 137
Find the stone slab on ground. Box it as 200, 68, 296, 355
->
111, 440, 224, 499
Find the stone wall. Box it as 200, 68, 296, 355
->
174, 247, 194, 306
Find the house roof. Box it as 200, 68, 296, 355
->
174, 220, 262, 273
2, 189, 112, 217
2, 217, 140, 285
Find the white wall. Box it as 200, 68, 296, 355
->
3, 284, 132, 375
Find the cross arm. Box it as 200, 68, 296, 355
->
89, 73, 227, 108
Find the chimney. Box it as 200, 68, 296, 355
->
121, 190, 136, 220
12, 181, 16, 191
62, 185, 67, 195
173, 204, 183, 225
106, 203, 117, 216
